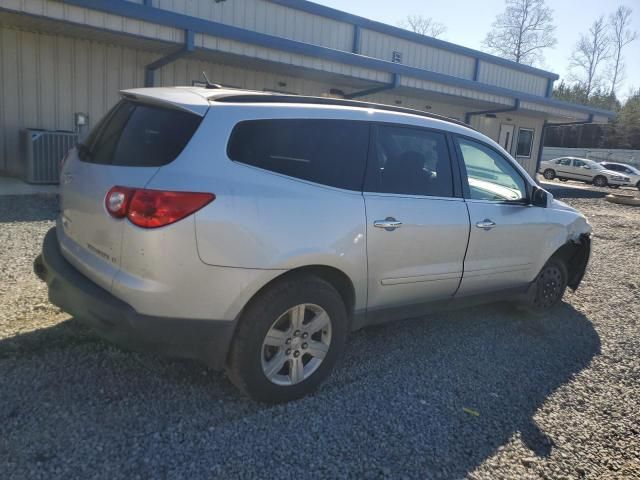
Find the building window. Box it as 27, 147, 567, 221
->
515, 128, 534, 158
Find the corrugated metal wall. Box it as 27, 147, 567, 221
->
0, 23, 379, 175
359, 29, 475, 79
0, 24, 158, 175
479, 63, 547, 97
151, 0, 354, 52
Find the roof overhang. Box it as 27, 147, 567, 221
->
1, 0, 616, 123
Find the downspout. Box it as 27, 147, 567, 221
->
345, 73, 400, 99
145, 29, 195, 87
535, 114, 594, 175
464, 99, 520, 125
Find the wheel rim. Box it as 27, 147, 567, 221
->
261, 303, 332, 386
534, 265, 564, 309
594, 177, 606, 187
544, 170, 554, 179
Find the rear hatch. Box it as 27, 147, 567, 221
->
58, 93, 205, 292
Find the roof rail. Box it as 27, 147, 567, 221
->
213, 93, 472, 129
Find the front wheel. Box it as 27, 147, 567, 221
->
226, 275, 348, 403
593, 175, 608, 187
522, 258, 568, 313
543, 169, 556, 180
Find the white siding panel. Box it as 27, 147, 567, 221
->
479, 63, 547, 96
520, 100, 590, 121
399, 76, 512, 106
359, 29, 475, 79
156, 0, 352, 51
0, 25, 169, 175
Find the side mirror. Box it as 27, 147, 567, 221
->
583, 165, 591, 169
531, 186, 550, 208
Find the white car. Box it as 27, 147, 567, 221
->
539, 157, 630, 188
600, 162, 640, 190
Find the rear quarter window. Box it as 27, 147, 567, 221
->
227, 119, 370, 191
78, 100, 202, 167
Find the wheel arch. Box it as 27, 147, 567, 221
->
547, 234, 591, 290
241, 264, 357, 324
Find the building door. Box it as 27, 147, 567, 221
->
498, 124, 515, 154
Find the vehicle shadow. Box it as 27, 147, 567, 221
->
0, 301, 600, 479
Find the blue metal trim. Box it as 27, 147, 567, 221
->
145, 29, 195, 87
57, 0, 613, 118
545, 78, 554, 98
267, 0, 560, 80
465, 99, 520, 125
473, 58, 480, 82
345, 73, 399, 99
352, 24, 361, 54
143, 0, 153, 6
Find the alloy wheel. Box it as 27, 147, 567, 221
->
261, 303, 332, 386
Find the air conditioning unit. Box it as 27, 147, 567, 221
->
21, 129, 77, 184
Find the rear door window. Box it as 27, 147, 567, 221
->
365, 125, 454, 197
227, 119, 369, 191
79, 100, 202, 167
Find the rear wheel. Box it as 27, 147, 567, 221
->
593, 175, 608, 187
523, 258, 568, 313
543, 169, 556, 180
226, 275, 348, 403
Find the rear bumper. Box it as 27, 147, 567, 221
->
35, 227, 235, 370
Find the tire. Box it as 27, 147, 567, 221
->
593, 175, 608, 187
543, 169, 556, 180
610, 185, 619, 189
559, 178, 568, 182
522, 257, 568, 313
226, 275, 348, 403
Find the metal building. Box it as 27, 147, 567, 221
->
0, 0, 614, 179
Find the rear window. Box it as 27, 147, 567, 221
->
227, 119, 369, 191
78, 100, 202, 167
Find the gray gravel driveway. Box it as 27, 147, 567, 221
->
1, 193, 638, 479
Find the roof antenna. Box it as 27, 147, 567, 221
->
201, 71, 221, 89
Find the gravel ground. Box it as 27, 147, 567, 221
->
1, 192, 639, 479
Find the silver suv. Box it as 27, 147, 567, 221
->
35, 87, 592, 403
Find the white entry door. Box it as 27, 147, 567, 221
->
498, 124, 515, 154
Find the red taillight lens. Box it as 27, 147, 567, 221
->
105, 186, 135, 218
109, 188, 215, 228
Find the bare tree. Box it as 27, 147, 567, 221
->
608, 6, 638, 97
483, 0, 557, 66
397, 15, 446, 38
569, 16, 611, 97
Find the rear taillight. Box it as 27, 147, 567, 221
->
105, 186, 214, 228
106, 186, 135, 218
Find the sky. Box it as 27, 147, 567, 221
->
318, 0, 640, 100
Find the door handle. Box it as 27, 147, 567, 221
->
374, 217, 402, 231
475, 219, 496, 231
